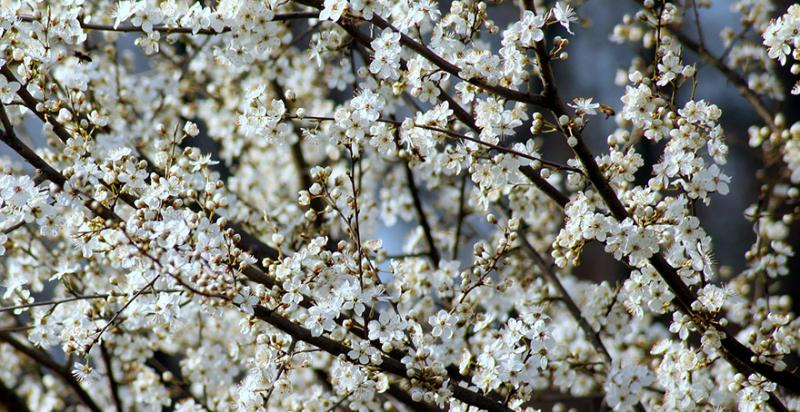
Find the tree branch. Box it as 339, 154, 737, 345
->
0, 332, 102, 412
629, 1, 778, 133
517, 229, 612, 363
252, 305, 513, 412
528, 18, 799, 405
100, 343, 124, 412
403, 161, 440, 266
0, 379, 31, 412
291, 0, 546, 106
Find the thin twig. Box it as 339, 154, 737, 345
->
287, 114, 581, 173
690, 0, 706, 51
1, 294, 108, 313
85, 275, 160, 352
262, 339, 298, 405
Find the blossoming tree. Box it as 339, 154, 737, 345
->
1, 0, 800, 411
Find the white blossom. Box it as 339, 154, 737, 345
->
0, 2, 797, 412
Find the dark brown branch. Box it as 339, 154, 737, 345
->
527, 15, 800, 404
1, 66, 146, 210
671, 28, 777, 132
518, 166, 570, 208
100, 343, 124, 412
292, 0, 546, 106
0, 106, 119, 223
5, 100, 266, 298
452, 174, 468, 259
1, 65, 279, 262
442, 91, 572, 207
403, 161, 440, 266
0, 332, 102, 412
368, 14, 546, 106
252, 305, 513, 412
0, 379, 31, 412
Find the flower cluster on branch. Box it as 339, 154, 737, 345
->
1, 1, 800, 412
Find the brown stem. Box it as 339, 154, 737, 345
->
452, 174, 468, 259
1, 294, 109, 313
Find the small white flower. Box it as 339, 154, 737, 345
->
113, 1, 139, 29
0, 76, 20, 104
72, 362, 97, 382
233, 288, 260, 315
568, 97, 600, 116
551, 2, 577, 34
319, 0, 348, 22
183, 121, 200, 137
518, 11, 546, 47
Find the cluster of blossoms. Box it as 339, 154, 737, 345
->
763, 4, 800, 94
1, 0, 800, 412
